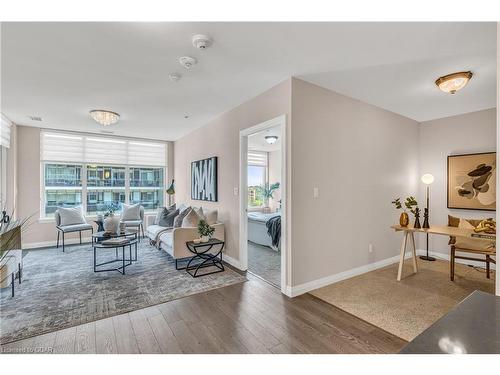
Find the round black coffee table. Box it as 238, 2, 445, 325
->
93, 238, 139, 275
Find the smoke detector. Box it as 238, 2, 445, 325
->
192, 34, 213, 49
179, 56, 197, 70
169, 73, 181, 82
28, 115, 42, 121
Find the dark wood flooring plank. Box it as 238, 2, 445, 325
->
147, 313, 182, 354
129, 309, 161, 354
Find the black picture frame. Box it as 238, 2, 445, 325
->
447, 152, 496, 211
191, 156, 218, 202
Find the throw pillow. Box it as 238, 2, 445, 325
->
182, 208, 204, 228
58, 206, 86, 226
204, 209, 218, 225
121, 203, 141, 221
154, 204, 176, 225
174, 207, 191, 228
158, 208, 179, 227
193, 206, 205, 220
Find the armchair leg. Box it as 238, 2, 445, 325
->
56, 231, 60, 248
62, 232, 65, 252
79, 231, 82, 244
450, 246, 455, 281
486, 255, 491, 279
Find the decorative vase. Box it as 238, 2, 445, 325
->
104, 213, 119, 234
200, 236, 210, 243
399, 212, 409, 227
413, 208, 421, 229
422, 208, 430, 229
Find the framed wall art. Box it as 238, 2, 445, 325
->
447, 152, 496, 211
191, 156, 218, 202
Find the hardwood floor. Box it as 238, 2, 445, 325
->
0, 274, 407, 354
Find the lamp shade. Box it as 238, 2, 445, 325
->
421, 173, 434, 185
166, 179, 175, 195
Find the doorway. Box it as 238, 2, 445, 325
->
239, 115, 288, 293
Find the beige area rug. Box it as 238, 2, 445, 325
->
310, 259, 495, 341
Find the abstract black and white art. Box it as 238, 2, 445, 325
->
191, 156, 218, 202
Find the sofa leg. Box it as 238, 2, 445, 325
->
79, 231, 82, 244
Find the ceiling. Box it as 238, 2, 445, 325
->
248, 126, 281, 152
1, 22, 496, 141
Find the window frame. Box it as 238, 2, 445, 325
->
247, 157, 269, 209
41, 161, 165, 219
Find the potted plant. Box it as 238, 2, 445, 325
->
197, 220, 215, 243
391, 198, 409, 227
103, 202, 120, 234
404, 196, 421, 228
260, 182, 280, 211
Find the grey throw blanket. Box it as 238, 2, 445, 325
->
266, 215, 281, 248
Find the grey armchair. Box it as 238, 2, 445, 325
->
120, 205, 145, 239
55, 209, 93, 252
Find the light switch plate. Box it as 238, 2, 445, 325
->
233, 187, 239, 196
313, 187, 319, 199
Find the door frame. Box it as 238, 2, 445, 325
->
239, 114, 290, 295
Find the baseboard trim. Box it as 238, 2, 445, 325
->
24, 237, 93, 250
223, 254, 243, 270
288, 252, 416, 298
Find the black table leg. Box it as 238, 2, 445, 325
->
11, 273, 15, 297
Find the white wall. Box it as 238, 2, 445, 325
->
290, 78, 420, 287
419, 109, 496, 256
268, 149, 281, 211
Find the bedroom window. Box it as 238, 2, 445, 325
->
247, 151, 268, 208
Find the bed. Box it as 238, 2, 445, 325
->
247, 211, 281, 250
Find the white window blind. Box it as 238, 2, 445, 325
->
248, 150, 268, 166
41, 131, 166, 166
0, 114, 12, 149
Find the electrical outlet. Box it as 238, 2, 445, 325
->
368, 244, 373, 253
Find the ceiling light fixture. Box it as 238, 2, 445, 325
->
435, 71, 473, 94
265, 135, 278, 144
89, 110, 120, 126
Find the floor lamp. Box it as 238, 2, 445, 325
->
420, 173, 436, 261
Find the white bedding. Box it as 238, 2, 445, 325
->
247, 211, 281, 250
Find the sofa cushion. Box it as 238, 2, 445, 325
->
182, 208, 203, 228
454, 238, 495, 252
59, 223, 93, 232
121, 204, 141, 221
174, 207, 191, 228
448, 215, 491, 246
159, 231, 173, 248
57, 206, 86, 227
146, 225, 170, 240
159, 208, 179, 227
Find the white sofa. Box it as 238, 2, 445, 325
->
146, 214, 225, 270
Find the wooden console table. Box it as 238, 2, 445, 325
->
390, 225, 495, 281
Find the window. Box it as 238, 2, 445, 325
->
41, 131, 167, 217
247, 151, 268, 208
129, 167, 164, 210
44, 164, 82, 215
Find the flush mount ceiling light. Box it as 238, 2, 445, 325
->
192, 34, 213, 49
89, 110, 120, 126
435, 71, 473, 94
265, 135, 278, 144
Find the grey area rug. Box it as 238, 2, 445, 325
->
248, 241, 280, 287
0, 240, 246, 344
